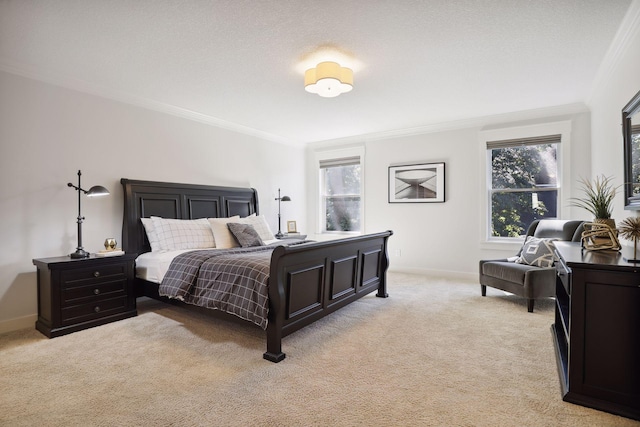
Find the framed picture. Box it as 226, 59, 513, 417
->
389, 162, 445, 203
287, 220, 297, 233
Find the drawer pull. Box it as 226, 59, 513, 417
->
94, 271, 100, 278
94, 306, 101, 313
93, 288, 100, 295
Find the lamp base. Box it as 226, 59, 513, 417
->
70, 249, 90, 258
275, 231, 284, 239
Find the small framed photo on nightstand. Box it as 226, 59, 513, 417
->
287, 221, 297, 233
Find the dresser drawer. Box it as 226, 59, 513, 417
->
60, 263, 126, 287
62, 278, 127, 306
61, 296, 128, 325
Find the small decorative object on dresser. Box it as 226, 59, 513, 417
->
618, 216, 640, 262
286, 220, 297, 233
32, 253, 137, 337
580, 222, 621, 251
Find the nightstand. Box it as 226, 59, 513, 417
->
277, 234, 307, 240
32, 253, 137, 338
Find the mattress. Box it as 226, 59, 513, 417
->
135, 239, 281, 283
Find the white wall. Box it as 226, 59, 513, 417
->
307, 109, 592, 279
588, 0, 640, 224
0, 71, 305, 332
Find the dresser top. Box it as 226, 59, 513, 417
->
554, 241, 640, 271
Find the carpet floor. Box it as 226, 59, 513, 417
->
0, 272, 637, 426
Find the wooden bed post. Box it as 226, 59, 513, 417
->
264, 246, 287, 362
376, 232, 392, 298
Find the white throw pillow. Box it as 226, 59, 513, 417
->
151, 217, 215, 251
208, 216, 241, 249
140, 218, 161, 252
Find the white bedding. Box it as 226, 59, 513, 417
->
135, 239, 281, 283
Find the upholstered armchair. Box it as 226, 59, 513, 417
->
479, 219, 584, 312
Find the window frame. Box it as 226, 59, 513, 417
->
478, 121, 572, 249
313, 146, 365, 235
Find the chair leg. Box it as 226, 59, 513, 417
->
481, 285, 486, 296
527, 299, 534, 313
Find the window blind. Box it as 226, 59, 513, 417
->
486, 134, 561, 150
319, 156, 360, 169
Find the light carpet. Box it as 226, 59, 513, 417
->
0, 272, 637, 426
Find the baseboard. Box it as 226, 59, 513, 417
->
388, 266, 476, 282
0, 314, 36, 335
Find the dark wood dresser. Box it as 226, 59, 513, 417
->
553, 242, 640, 420
32, 253, 137, 338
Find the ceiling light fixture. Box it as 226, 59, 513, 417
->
304, 61, 353, 98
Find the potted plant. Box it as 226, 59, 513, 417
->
570, 175, 619, 230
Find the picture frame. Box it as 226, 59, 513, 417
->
388, 162, 445, 203
287, 220, 297, 233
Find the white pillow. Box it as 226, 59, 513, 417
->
151, 217, 215, 251
140, 218, 162, 252
238, 215, 276, 242
208, 216, 241, 249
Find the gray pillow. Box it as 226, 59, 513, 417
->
515, 236, 557, 267
227, 223, 264, 248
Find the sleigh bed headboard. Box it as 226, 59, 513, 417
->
120, 178, 259, 255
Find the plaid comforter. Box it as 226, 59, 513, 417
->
159, 246, 275, 329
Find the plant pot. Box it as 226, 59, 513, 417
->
593, 218, 616, 232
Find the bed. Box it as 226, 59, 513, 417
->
120, 178, 393, 362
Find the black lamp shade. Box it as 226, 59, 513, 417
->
86, 185, 110, 197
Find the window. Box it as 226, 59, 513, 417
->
319, 156, 361, 233
487, 134, 560, 238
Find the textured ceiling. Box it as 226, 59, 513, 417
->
0, 0, 633, 145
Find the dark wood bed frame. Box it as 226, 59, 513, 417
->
120, 178, 392, 362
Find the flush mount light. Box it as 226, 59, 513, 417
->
304, 61, 353, 98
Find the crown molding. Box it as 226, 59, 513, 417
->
309, 102, 589, 148
0, 60, 298, 147
587, 0, 640, 104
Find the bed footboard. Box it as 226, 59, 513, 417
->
264, 230, 393, 362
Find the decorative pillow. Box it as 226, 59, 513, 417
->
208, 216, 241, 249
140, 218, 161, 252
150, 217, 215, 251
238, 214, 276, 241
515, 236, 557, 267
227, 223, 264, 248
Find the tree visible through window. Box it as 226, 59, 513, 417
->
488, 135, 560, 238
320, 157, 361, 232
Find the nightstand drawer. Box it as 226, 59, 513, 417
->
60, 264, 126, 287
62, 278, 127, 305
61, 296, 128, 325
